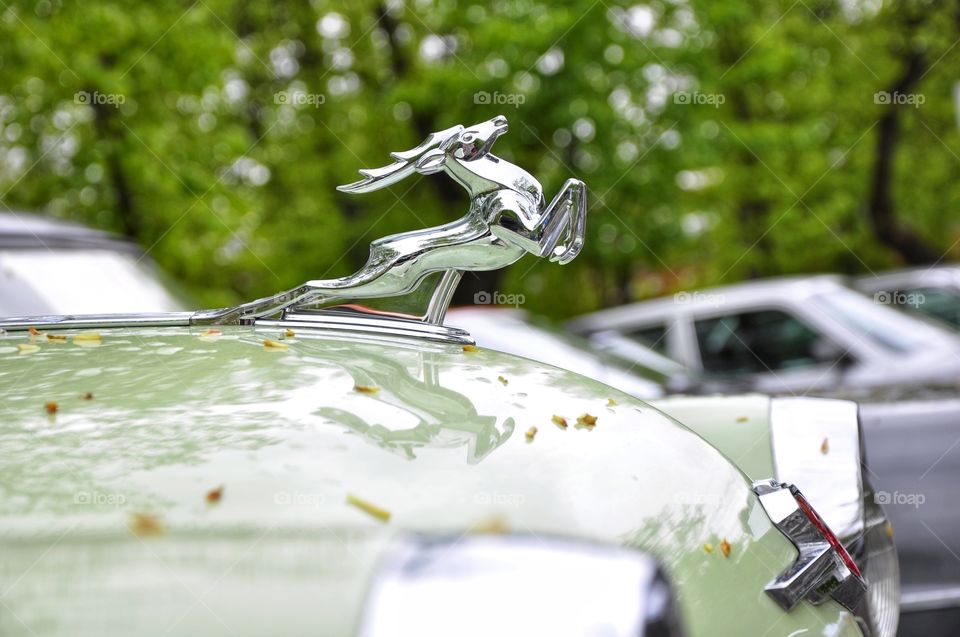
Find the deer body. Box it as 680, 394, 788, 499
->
197, 116, 587, 323
307, 115, 586, 301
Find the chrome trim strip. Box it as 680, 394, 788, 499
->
769, 397, 864, 540
0, 313, 194, 330
901, 586, 960, 613
0, 311, 474, 345
257, 312, 474, 345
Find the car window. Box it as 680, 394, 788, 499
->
694, 310, 834, 375
625, 324, 669, 354
900, 287, 960, 328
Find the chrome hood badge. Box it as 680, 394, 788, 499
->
753, 479, 867, 614
194, 115, 587, 326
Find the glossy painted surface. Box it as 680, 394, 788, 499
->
653, 395, 867, 540
651, 394, 777, 481
0, 326, 862, 636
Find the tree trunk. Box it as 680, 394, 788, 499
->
866, 33, 940, 263
91, 94, 138, 240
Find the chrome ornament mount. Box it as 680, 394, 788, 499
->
193, 115, 587, 327
753, 479, 867, 613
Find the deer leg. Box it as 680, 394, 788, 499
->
488, 180, 586, 264
537, 178, 586, 264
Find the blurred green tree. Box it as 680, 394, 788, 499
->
0, 0, 958, 316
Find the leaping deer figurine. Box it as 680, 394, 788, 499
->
194, 115, 586, 325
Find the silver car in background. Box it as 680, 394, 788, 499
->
855, 267, 960, 330
0, 211, 187, 317
569, 274, 960, 633
445, 307, 676, 399
569, 275, 960, 395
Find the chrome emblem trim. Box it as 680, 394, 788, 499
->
193, 114, 587, 326
753, 479, 867, 613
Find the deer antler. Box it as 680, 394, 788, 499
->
337, 124, 464, 194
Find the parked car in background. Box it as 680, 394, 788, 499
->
570, 274, 960, 636
0, 122, 892, 637
0, 211, 188, 316
448, 306, 784, 395
446, 306, 681, 398
855, 393, 960, 636
569, 275, 960, 395
855, 267, 960, 329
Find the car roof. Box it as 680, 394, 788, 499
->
568, 274, 849, 332
0, 210, 138, 253
854, 266, 960, 292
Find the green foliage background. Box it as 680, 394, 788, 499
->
1, 0, 958, 316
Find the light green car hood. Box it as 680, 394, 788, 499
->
0, 325, 861, 637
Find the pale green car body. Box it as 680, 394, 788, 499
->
0, 325, 863, 636
651, 395, 778, 482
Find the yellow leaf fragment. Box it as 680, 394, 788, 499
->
720, 538, 732, 558
885, 522, 894, 539
73, 332, 102, 347
607, 398, 618, 407
472, 515, 509, 535
46, 333, 67, 343
462, 344, 480, 353
17, 343, 40, 355
576, 413, 598, 427
551, 415, 568, 429
736, 416, 749, 423
346, 493, 391, 523
525, 426, 537, 442
820, 438, 829, 455
284, 328, 296, 338
263, 338, 288, 351
497, 375, 509, 386
354, 385, 380, 395
129, 512, 166, 537
703, 543, 714, 554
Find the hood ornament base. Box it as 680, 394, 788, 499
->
193, 115, 587, 327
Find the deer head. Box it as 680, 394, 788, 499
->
337, 116, 510, 193
413, 115, 509, 175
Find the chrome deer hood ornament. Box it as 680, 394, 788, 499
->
194, 115, 586, 331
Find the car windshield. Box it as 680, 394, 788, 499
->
522, 316, 684, 385
811, 287, 952, 353
900, 286, 960, 328
0, 249, 187, 317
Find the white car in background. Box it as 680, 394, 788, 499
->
855, 266, 960, 330
445, 307, 691, 399
0, 211, 187, 317
568, 275, 960, 395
